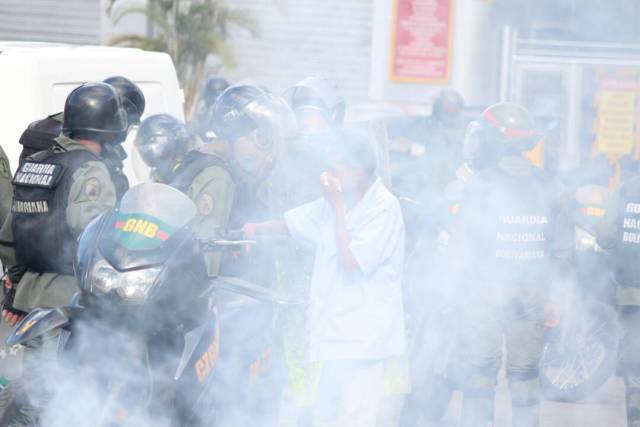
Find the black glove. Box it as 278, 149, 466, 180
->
2, 271, 27, 317
7, 265, 26, 286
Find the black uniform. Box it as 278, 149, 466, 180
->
597, 174, 640, 427
453, 160, 557, 427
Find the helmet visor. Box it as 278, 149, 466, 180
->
135, 134, 172, 167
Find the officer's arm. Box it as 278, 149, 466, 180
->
0, 212, 16, 265
188, 166, 235, 236
0, 145, 13, 227
66, 161, 117, 239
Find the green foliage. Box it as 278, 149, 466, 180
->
108, 0, 259, 117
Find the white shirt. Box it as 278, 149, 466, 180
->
285, 178, 406, 361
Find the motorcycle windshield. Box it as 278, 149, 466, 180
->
99, 183, 197, 270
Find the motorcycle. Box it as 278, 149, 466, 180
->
539, 185, 619, 402
5, 182, 298, 426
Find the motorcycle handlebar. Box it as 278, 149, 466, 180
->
200, 239, 256, 251
207, 276, 304, 306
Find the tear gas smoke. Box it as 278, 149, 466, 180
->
5, 1, 640, 426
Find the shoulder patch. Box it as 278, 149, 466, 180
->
12, 162, 64, 189
83, 177, 102, 201
197, 192, 215, 216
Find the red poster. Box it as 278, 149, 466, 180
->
390, 0, 455, 83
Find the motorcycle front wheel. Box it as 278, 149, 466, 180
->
539, 300, 618, 402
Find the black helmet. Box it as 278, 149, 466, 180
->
135, 114, 190, 182
103, 76, 146, 126
212, 84, 296, 180
202, 77, 230, 106
433, 89, 464, 119
62, 82, 128, 145
463, 102, 539, 169
287, 74, 345, 127
212, 85, 295, 145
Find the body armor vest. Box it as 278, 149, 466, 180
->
12, 145, 127, 275
169, 149, 230, 194
462, 169, 554, 284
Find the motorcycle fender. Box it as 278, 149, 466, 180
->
6, 307, 77, 347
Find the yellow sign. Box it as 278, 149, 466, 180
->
596, 90, 637, 155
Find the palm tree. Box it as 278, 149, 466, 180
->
108, 0, 259, 119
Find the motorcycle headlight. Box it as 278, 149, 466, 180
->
90, 259, 161, 301
91, 259, 119, 293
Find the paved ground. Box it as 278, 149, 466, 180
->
437, 375, 626, 427
0, 320, 628, 426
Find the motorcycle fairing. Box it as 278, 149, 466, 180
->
97, 183, 198, 271
7, 306, 80, 346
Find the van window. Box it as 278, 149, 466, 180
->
52, 82, 169, 120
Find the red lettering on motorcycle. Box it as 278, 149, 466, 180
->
249, 347, 272, 383
195, 336, 220, 383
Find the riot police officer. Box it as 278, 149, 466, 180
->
283, 74, 345, 208
450, 103, 556, 427
420, 89, 471, 192
212, 84, 295, 212
286, 74, 344, 136
392, 90, 469, 254
3, 81, 130, 315
135, 113, 235, 277
2, 77, 143, 325
18, 75, 145, 166
210, 84, 295, 426
0, 82, 131, 426
597, 171, 640, 427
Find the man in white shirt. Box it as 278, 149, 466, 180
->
243, 129, 406, 426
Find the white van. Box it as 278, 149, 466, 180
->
0, 41, 185, 183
